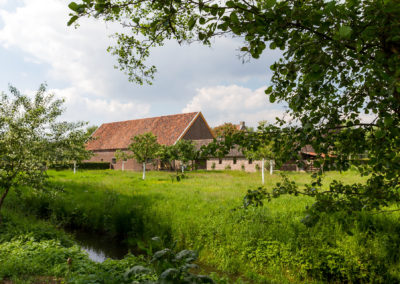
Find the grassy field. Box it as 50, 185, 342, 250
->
4, 169, 400, 283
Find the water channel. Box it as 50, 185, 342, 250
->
69, 230, 130, 262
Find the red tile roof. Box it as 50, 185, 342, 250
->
87, 112, 200, 150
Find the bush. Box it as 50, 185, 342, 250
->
241, 164, 245, 171
211, 162, 216, 170
224, 164, 231, 170
255, 164, 261, 171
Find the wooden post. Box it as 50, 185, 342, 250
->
262, 158, 265, 185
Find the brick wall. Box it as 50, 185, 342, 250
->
206, 157, 264, 172
86, 150, 157, 171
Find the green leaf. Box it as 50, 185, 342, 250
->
198, 33, 205, 41
338, 25, 352, 39
188, 16, 196, 30
384, 116, 393, 127
67, 15, 79, 26
230, 12, 239, 24
112, 6, 120, 14
265, 0, 276, 8
68, 2, 80, 12
265, 86, 273, 95
269, 94, 276, 103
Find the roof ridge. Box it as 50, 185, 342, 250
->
101, 111, 199, 126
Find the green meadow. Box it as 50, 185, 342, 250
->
2, 169, 400, 283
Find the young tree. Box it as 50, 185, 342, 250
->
174, 139, 198, 173
47, 122, 93, 174
115, 149, 133, 171
68, 1, 400, 214
128, 132, 160, 179
0, 84, 91, 223
246, 142, 275, 184
157, 144, 178, 170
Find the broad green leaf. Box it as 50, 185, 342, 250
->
67, 16, 79, 26
338, 25, 352, 39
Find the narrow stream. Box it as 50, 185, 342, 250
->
70, 230, 130, 263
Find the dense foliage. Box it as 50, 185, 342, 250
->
68, 0, 400, 215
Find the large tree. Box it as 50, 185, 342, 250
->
68, 0, 400, 215
0, 84, 91, 222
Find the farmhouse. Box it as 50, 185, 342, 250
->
85, 112, 214, 170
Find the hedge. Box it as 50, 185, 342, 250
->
51, 162, 110, 170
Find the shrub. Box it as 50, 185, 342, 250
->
241, 164, 245, 171
211, 162, 216, 170
255, 164, 261, 171
225, 164, 231, 170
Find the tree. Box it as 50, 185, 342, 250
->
245, 122, 275, 184
115, 149, 132, 171
0, 84, 91, 223
86, 125, 98, 137
174, 139, 198, 173
212, 123, 241, 138
128, 132, 160, 179
157, 144, 178, 170
68, 1, 400, 215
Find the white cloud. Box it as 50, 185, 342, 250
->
0, 0, 121, 96
0, 0, 283, 125
51, 87, 150, 125
183, 85, 285, 127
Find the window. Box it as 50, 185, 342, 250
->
233, 157, 237, 164
248, 158, 252, 164
112, 158, 117, 164
218, 158, 222, 164
100, 159, 103, 162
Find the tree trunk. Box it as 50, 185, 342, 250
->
270, 160, 274, 175
0, 187, 11, 224
142, 162, 146, 180
73, 161, 76, 174
181, 163, 184, 173
262, 158, 265, 185
122, 161, 125, 171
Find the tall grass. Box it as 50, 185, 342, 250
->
0, 209, 152, 283
5, 169, 400, 282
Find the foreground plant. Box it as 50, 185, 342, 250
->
126, 238, 214, 283
0, 84, 91, 223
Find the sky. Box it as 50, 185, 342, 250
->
0, 0, 285, 128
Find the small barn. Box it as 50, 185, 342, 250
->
85, 112, 214, 170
